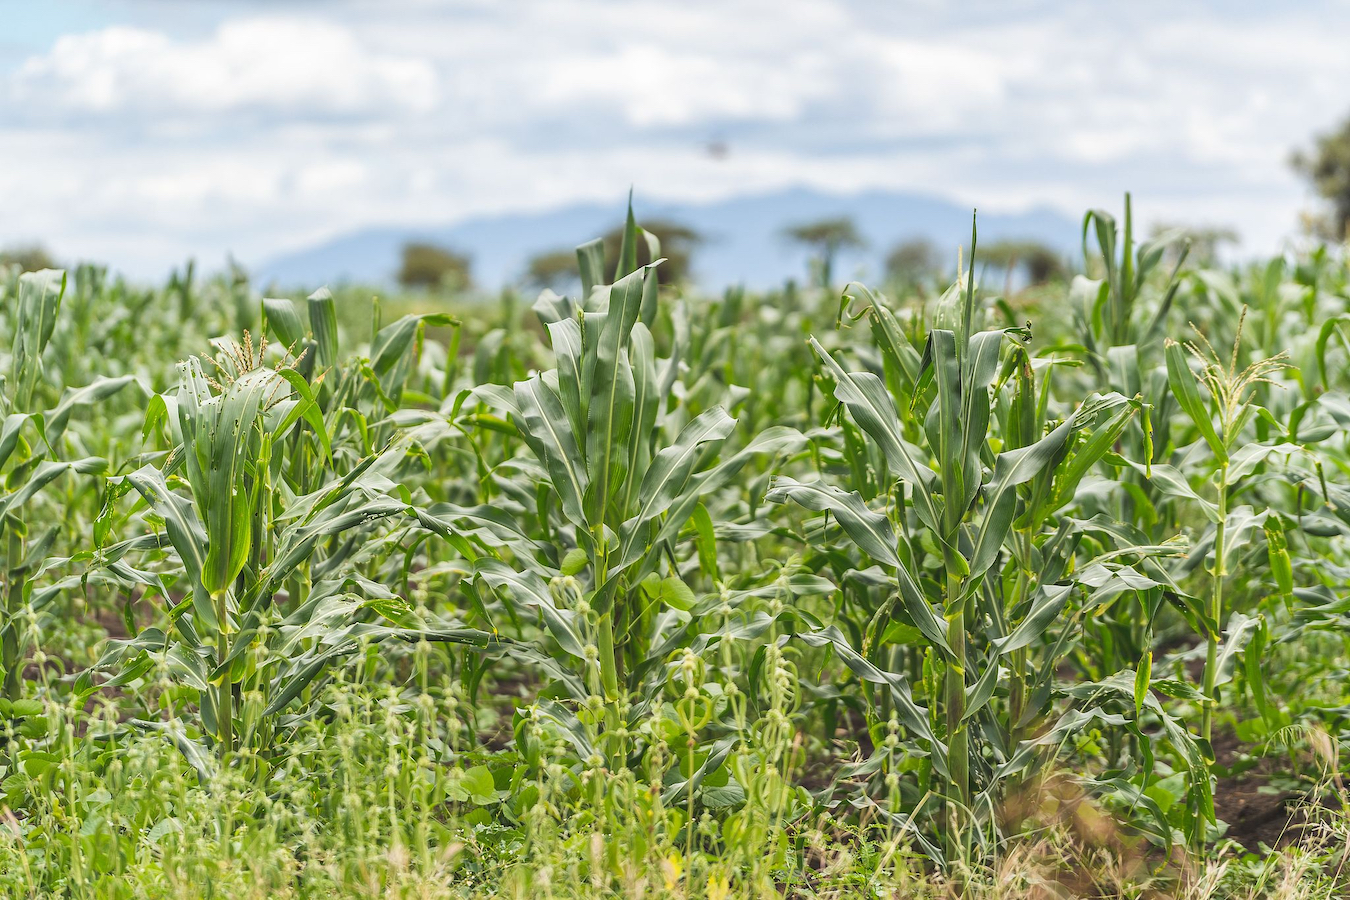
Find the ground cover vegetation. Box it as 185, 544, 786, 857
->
0, 198, 1348, 898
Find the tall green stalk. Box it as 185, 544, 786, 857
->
1201, 462, 1228, 744
2, 528, 22, 700
944, 570, 968, 836
214, 589, 234, 756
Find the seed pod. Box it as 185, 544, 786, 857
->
597, 612, 619, 701
1265, 522, 1292, 596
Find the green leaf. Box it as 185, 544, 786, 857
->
262, 297, 307, 351
576, 238, 606, 299
1134, 651, 1152, 717
924, 329, 964, 534
993, 584, 1072, 655
615, 194, 639, 281
691, 503, 719, 582
869, 301, 923, 391
613, 407, 735, 572
962, 661, 1001, 723
808, 338, 940, 535
9, 699, 42, 718
462, 765, 499, 805
969, 395, 1123, 580
1164, 339, 1227, 462
12, 269, 65, 410
1213, 612, 1260, 690
623, 322, 659, 512
790, 627, 945, 778
474, 559, 584, 660
560, 548, 589, 576
513, 376, 589, 530
548, 317, 586, 441
371, 312, 458, 404
1122, 460, 1220, 522
306, 287, 340, 368
126, 464, 213, 630
655, 575, 696, 612
44, 375, 140, 446
766, 477, 899, 568
585, 264, 656, 522
0, 457, 109, 520
179, 366, 276, 596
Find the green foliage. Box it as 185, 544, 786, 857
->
1293, 114, 1350, 239
522, 248, 579, 292
0, 196, 1346, 897
978, 238, 1067, 286
0, 244, 58, 274
397, 241, 473, 291
601, 217, 701, 284
783, 215, 865, 287
885, 237, 944, 286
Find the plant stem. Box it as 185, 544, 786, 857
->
214, 589, 233, 759
1009, 646, 1026, 738
1201, 462, 1228, 745
944, 570, 969, 844
686, 734, 697, 882
3, 528, 23, 700
1008, 528, 1033, 747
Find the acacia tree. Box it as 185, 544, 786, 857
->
784, 217, 865, 288
979, 239, 1066, 288
1293, 115, 1350, 240
523, 249, 578, 292
526, 220, 702, 292
601, 218, 701, 284
885, 238, 942, 286
0, 245, 57, 273
398, 242, 473, 291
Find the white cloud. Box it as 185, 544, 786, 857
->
10, 18, 436, 121
534, 45, 831, 127
1, 0, 1347, 277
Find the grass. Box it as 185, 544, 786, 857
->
0, 199, 1347, 897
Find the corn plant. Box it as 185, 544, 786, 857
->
1129, 312, 1348, 846
86, 318, 496, 765
5, 195, 1350, 894
447, 214, 806, 766
0, 269, 136, 699
769, 237, 1205, 857
1078, 194, 1190, 364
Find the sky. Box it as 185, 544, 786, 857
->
2, 0, 1349, 279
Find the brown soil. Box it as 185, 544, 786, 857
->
1209, 729, 1305, 850
86, 589, 159, 640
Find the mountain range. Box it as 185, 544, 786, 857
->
253, 187, 1081, 292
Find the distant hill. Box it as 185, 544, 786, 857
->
252, 187, 1080, 292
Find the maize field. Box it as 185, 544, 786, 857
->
1, 197, 1350, 898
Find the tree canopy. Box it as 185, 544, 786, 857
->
601, 218, 701, 285
1293, 116, 1350, 240
978, 239, 1066, 286
522, 249, 579, 292
524, 219, 703, 291
884, 238, 943, 285
783, 216, 865, 287
0, 245, 57, 273
397, 242, 472, 291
